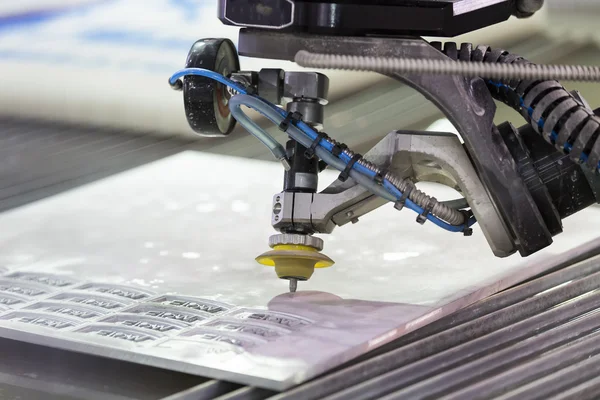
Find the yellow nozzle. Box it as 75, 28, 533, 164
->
256, 244, 334, 281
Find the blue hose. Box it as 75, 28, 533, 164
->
170, 68, 477, 233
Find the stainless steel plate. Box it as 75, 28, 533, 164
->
0, 151, 597, 390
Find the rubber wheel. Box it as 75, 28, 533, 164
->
183, 38, 240, 136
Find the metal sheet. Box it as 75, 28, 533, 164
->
0, 151, 597, 391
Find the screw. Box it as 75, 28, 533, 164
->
346, 211, 354, 218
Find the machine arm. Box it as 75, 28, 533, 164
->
169, 0, 600, 292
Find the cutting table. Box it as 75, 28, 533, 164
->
0, 118, 599, 400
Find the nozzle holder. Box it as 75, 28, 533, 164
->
268, 233, 324, 251
256, 244, 334, 281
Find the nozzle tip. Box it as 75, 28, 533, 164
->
289, 278, 298, 293
280, 157, 291, 171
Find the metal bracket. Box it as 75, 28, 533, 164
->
271, 131, 514, 257
244, 30, 554, 257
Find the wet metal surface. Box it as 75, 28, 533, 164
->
0, 151, 597, 390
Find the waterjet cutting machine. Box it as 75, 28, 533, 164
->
169, 0, 600, 292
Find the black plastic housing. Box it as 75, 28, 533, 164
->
218, 0, 514, 37
499, 121, 600, 252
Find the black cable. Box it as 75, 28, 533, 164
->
431, 41, 600, 174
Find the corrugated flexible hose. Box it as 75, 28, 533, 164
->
294, 50, 600, 82
295, 44, 600, 174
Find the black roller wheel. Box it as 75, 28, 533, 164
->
183, 38, 240, 137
